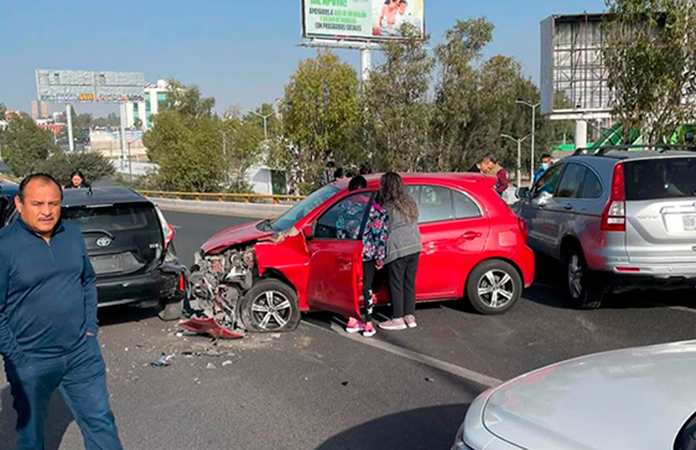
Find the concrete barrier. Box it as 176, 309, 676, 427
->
150, 197, 291, 219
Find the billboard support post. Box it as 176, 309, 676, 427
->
66, 104, 74, 152
361, 47, 372, 81
575, 120, 588, 151
119, 103, 128, 169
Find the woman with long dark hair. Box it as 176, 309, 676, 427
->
66, 170, 89, 189
378, 172, 422, 331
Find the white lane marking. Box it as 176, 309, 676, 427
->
304, 320, 502, 388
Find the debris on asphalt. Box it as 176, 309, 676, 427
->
425, 377, 435, 383
341, 381, 349, 386
206, 362, 217, 370
271, 333, 281, 339
222, 360, 233, 367
176, 332, 183, 338
151, 353, 174, 368
178, 317, 244, 340
194, 377, 201, 385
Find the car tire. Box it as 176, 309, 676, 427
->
563, 245, 604, 310
466, 260, 522, 315
158, 299, 183, 321
240, 279, 301, 333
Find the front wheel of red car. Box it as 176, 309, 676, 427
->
466, 260, 522, 315
240, 279, 301, 333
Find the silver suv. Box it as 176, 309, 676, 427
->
516, 149, 696, 309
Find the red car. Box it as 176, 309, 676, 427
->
188, 173, 535, 333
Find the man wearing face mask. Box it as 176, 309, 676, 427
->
533, 154, 554, 185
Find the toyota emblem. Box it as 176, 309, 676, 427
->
96, 237, 112, 248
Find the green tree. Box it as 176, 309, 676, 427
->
279, 51, 361, 192
1, 114, 58, 176
144, 80, 226, 192
364, 25, 435, 172
220, 112, 264, 192
38, 151, 115, 185
604, 0, 696, 143
0, 102, 6, 119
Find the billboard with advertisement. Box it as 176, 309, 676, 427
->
36, 70, 145, 103
303, 0, 424, 42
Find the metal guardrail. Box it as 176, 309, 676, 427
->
138, 190, 306, 205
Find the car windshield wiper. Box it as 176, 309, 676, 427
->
256, 219, 273, 232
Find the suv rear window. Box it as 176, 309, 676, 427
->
62, 203, 160, 232
625, 158, 696, 201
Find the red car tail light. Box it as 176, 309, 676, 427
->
518, 217, 529, 242
601, 163, 626, 232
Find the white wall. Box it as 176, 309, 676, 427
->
248, 166, 272, 195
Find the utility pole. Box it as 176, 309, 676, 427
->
249, 110, 274, 141
66, 104, 75, 152
516, 100, 540, 186
501, 134, 531, 188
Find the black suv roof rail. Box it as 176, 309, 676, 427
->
573, 144, 696, 157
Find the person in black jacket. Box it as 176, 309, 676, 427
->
65, 170, 89, 189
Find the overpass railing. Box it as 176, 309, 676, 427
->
138, 190, 306, 205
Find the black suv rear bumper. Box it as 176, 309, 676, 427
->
97, 263, 186, 308
596, 271, 696, 293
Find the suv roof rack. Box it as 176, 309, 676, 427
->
573, 144, 696, 157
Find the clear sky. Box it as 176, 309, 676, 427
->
1, 0, 606, 116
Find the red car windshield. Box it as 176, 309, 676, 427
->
268, 185, 340, 232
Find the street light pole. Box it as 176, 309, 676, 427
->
516, 100, 540, 186
249, 110, 274, 141
501, 134, 531, 188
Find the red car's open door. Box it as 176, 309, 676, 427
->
305, 191, 372, 319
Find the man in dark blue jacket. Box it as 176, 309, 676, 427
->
0, 173, 122, 450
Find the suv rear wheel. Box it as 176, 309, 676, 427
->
158, 299, 183, 321
240, 279, 301, 333
466, 260, 522, 315
563, 245, 604, 310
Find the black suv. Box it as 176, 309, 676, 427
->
0, 182, 18, 226
5, 186, 186, 321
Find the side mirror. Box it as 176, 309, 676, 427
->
303, 224, 313, 240
516, 187, 531, 200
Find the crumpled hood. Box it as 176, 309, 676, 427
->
484, 341, 696, 450
201, 220, 272, 255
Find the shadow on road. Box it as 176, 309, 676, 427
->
315, 404, 467, 450
0, 386, 75, 450
97, 305, 159, 328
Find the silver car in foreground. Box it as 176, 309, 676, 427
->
516, 149, 696, 309
452, 341, 696, 450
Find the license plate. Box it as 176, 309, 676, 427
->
683, 215, 696, 232
90, 255, 122, 275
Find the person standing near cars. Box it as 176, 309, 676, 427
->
65, 170, 90, 189
321, 161, 336, 186
533, 154, 554, 185
344, 176, 389, 338
378, 172, 422, 331
0, 173, 123, 450
468, 154, 497, 175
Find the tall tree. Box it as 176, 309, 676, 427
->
364, 25, 435, 172
279, 51, 361, 192
604, 0, 696, 143
144, 79, 226, 192
1, 114, 58, 176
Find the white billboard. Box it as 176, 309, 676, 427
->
303, 0, 425, 42
36, 70, 146, 103
540, 14, 611, 118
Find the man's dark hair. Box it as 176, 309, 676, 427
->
481, 153, 497, 164
540, 153, 552, 161
18, 173, 63, 202
326, 161, 336, 169
348, 175, 368, 191
334, 167, 345, 179
359, 162, 372, 175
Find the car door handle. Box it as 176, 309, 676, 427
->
462, 231, 482, 240
563, 204, 574, 211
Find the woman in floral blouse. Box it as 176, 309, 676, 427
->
344, 176, 390, 337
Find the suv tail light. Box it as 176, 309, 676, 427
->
518, 217, 529, 242
601, 163, 626, 232
155, 206, 176, 249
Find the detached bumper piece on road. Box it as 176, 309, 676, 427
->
178, 317, 243, 340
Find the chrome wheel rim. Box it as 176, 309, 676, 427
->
477, 270, 515, 309
567, 254, 583, 299
250, 290, 292, 331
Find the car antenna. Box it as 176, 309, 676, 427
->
87, 186, 93, 196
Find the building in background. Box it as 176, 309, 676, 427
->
31, 100, 51, 120
125, 79, 169, 130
